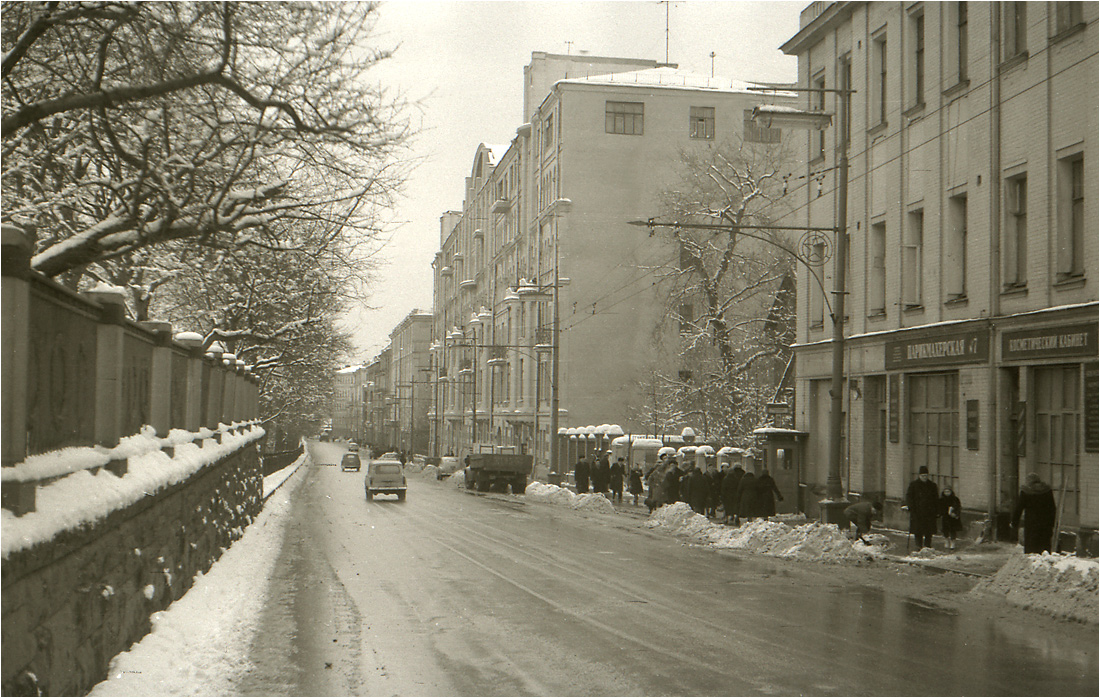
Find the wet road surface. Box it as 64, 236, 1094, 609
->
236, 443, 1098, 696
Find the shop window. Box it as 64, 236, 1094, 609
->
908, 372, 959, 491
1035, 365, 1081, 518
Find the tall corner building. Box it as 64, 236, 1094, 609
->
778, 2, 1097, 544
429, 52, 796, 475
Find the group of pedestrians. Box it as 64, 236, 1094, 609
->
574, 452, 646, 505
635, 453, 783, 525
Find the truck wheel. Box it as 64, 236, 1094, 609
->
513, 476, 526, 494
397, 491, 406, 502
366, 489, 373, 500
477, 474, 491, 492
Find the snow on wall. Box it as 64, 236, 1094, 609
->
2, 424, 265, 559
973, 553, 1099, 624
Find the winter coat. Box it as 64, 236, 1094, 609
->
721, 467, 745, 515
939, 493, 963, 537
574, 459, 590, 493
905, 477, 940, 535
708, 470, 724, 509
609, 461, 625, 493
592, 457, 611, 493
1012, 480, 1056, 553
754, 473, 783, 518
736, 472, 757, 518
679, 470, 693, 503
662, 467, 682, 504
628, 468, 644, 495
844, 501, 875, 535
688, 469, 710, 514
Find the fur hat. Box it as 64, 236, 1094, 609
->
918, 466, 929, 475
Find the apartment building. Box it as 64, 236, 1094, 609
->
778, 2, 1097, 543
389, 310, 433, 454
429, 52, 797, 475
333, 364, 365, 442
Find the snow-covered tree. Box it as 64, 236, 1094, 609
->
645, 136, 798, 444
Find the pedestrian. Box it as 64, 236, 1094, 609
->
1012, 472, 1057, 554
754, 467, 784, 519
662, 458, 682, 505
705, 463, 722, 517
736, 470, 757, 523
939, 487, 963, 551
574, 456, 590, 494
678, 464, 693, 504
688, 466, 710, 515
592, 452, 611, 494
628, 465, 644, 506
905, 466, 940, 549
645, 465, 662, 513
610, 457, 626, 504
843, 500, 882, 542
721, 464, 745, 524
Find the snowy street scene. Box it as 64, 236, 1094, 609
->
2, 1, 1098, 696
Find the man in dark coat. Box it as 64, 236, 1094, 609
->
592, 453, 611, 494
843, 500, 882, 542
736, 471, 757, 522
574, 456, 590, 494
706, 464, 723, 517
662, 460, 682, 504
754, 468, 784, 519
1012, 472, 1057, 553
721, 465, 745, 524
687, 466, 710, 515
905, 466, 940, 549
609, 457, 626, 503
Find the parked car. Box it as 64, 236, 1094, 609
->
347, 442, 359, 452
366, 459, 407, 500
340, 453, 361, 472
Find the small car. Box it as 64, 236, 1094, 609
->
437, 456, 461, 480
347, 442, 359, 452
366, 459, 407, 501
340, 453, 361, 472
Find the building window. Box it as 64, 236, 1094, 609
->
811, 71, 826, 160
689, 106, 714, 139
606, 101, 644, 135
908, 372, 959, 492
1034, 365, 1081, 518
955, 2, 969, 82
910, 11, 925, 107
902, 210, 923, 309
679, 303, 694, 334
1005, 2, 1028, 59
869, 222, 887, 315
743, 109, 781, 144
1058, 155, 1085, 279
946, 195, 968, 300
1055, 2, 1084, 34
872, 33, 888, 126
1004, 174, 1028, 288
544, 113, 554, 151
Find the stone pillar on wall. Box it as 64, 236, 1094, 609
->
141, 321, 174, 437
221, 354, 237, 426
84, 286, 128, 449
2, 225, 34, 515
205, 346, 224, 430
174, 332, 204, 432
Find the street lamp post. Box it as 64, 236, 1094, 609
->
754, 83, 852, 524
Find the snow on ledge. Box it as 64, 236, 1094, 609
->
2, 424, 265, 559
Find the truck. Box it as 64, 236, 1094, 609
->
464, 449, 532, 494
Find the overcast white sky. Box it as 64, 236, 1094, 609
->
347, 0, 804, 360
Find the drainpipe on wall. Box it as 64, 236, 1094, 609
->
990, 3, 1005, 539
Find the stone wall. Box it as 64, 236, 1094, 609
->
1, 444, 262, 696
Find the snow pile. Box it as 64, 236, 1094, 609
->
88, 459, 307, 696
2, 425, 265, 559
449, 469, 466, 488
525, 482, 578, 506
646, 502, 886, 562
570, 492, 616, 514
421, 464, 441, 480
973, 553, 1099, 623
262, 450, 307, 500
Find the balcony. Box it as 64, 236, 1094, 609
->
491, 198, 510, 214
487, 345, 507, 366
535, 327, 553, 349
440, 265, 452, 276
460, 278, 478, 291
473, 228, 484, 240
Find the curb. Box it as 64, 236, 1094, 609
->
262, 453, 309, 502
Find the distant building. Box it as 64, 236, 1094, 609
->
430, 52, 797, 476
389, 310, 433, 454
778, 2, 1097, 543
333, 364, 365, 442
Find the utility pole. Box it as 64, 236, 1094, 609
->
710, 51, 716, 77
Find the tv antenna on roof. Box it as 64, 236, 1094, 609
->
565, 40, 573, 55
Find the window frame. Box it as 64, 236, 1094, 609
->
689, 106, 715, 140
902, 209, 924, 309
1003, 174, 1028, 289
1004, 2, 1028, 60
872, 31, 888, 127
1057, 154, 1086, 280
605, 100, 644, 136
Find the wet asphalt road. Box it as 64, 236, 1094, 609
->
235, 442, 1097, 696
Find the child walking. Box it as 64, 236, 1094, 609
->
939, 487, 963, 551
